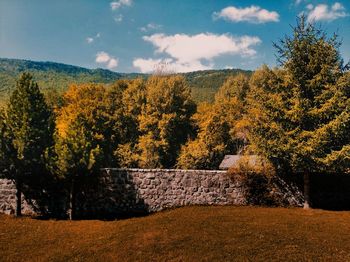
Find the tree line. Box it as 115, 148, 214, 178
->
0, 16, 349, 218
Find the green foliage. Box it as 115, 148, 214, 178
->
115, 79, 147, 167
0, 73, 55, 215
54, 117, 104, 220
55, 81, 130, 171
0, 110, 15, 174
248, 16, 350, 174
4, 73, 54, 177
2, 16, 349, 180
226, 156, 281, 206
0, 58, 143, 106
136, 75, 196, 168
54, 120, 103, 180
177, 74, 250, 169
0, 58, 251, 106
53, 82, 129, 219
182, 69, 252, 103
54, 76, 196, 170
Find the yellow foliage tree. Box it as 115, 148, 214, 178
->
56, 82, 129, 167
177, 74, 249, 169
136, 75, 196, 168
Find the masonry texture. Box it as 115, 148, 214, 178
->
0, 179, 35, 215
79, 169, 246, 216
0, 169, 304, 217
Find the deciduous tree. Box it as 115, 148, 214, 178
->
177, 74, 249, 169
137, 75, 196, 168
54, 82, 129, 218
54, 118, 103, 220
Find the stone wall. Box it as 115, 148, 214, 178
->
0, 168, 304, 217
0, 179, 35, 215
78, 169, 245, 216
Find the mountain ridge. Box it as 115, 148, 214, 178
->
0, 58, 252, 104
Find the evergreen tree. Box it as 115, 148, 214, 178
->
248, 16, 350, 208
0, 111, 16, 174
2, 73, 54, 216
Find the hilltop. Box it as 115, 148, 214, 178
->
0, 58, 252, 104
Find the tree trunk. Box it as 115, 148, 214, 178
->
303, 173, 311, 209
15, 179, 22, 217
68, 178, 76, 220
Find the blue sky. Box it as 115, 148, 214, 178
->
0, 0, 349, 73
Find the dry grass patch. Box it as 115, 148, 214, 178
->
1, 206, 350, 261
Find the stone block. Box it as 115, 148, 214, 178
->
146, 173, 155, 179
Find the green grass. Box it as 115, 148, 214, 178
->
1, 206, 350, 261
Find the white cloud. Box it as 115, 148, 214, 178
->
133, 58, 212, 73
86, 37, 94, 44
306, 2, 348, 22
213, 5, 279, 23
107, 58, 118, 69
110, 0, 132, 10
306, 4, 313, 10
114, 14, 123, 23
144, 33, 261, 61
133, 58, 165, 73
86, 33, 100, 44
133, 33, 261, 73
96, 52, 110, 63
295, 0, 307, 6
139, 23, 162, 32
95, 51, 119, 70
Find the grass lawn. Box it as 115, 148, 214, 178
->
1, 206, 350, 261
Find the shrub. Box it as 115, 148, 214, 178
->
227, 156, 284, 206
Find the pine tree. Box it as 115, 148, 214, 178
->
0, 111, 16, 173
248, 16, 350, 208
2, 73, 54, 216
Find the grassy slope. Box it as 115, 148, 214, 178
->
1, 206, 350, 261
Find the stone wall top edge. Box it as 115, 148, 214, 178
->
0, 178, 12, 182
101, 168, 227, 174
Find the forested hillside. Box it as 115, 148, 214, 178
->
0, 58, 251, 104
185, 69, 252, 102
0, 58, 139, 105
